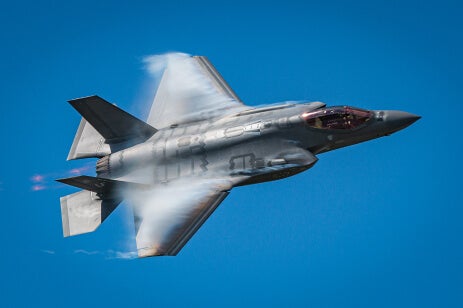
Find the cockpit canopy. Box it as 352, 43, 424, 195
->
302, 106, 372, 130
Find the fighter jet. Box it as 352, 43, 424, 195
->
58, 53, 420, 258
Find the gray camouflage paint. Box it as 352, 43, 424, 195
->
59, 54, 420, 257
96, 102, 419, 187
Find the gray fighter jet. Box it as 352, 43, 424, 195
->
58, 54, 420, 257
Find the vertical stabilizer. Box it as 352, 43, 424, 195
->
67, 118, 110, 160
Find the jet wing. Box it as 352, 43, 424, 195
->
127, 177, 237, 257
146, 54, 248, 129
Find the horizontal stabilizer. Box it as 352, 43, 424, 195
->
60, 190, 121, 237
57, 175, 149, 198
69, 95, 157, 143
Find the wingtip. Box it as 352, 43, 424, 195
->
67, 95, 103, 105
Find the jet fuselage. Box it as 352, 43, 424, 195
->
96, 102, 420, 186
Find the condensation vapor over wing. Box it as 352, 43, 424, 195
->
123, 177, 234, 257
144, 53, 247, 129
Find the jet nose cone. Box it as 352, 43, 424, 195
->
382, 110, 421, 133
387, 110, 421, 126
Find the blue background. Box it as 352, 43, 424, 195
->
0, 0, 461, 306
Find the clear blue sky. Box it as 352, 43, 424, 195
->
0, 0, 461, 307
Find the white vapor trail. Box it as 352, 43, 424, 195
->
73, 249, 137, 260
40, 249, 56, 255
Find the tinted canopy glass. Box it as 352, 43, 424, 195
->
302, 106, 372, 130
